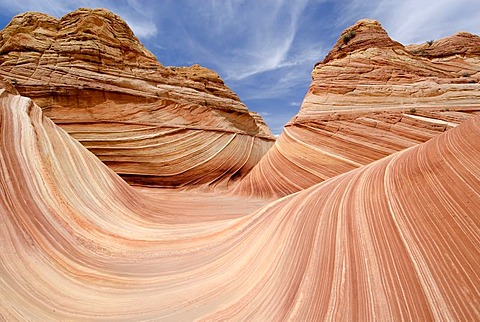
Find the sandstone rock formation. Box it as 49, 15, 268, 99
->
0, 8, 274, 188
1, 8, 480, 319
235, 19, 480, 198
1, 84, 479, 320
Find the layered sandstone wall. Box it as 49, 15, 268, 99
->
235, 19, 480, 198
0, 8, 275, 188
1, 82, 479, 320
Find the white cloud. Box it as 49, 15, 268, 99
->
184, 0, 314, 80
0, 0, 72, 17
124, 19, 158, 39
382, 0, 480, 44
337, 0, 480, 44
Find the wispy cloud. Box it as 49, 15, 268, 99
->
0, 0, 73, 17
336, 0, 480, 44
174, 0, 315, 80
124, 19, 157, 39
379, 0, 480, 44
239, 68, 308, 100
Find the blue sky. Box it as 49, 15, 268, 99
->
0, 0, 479, 134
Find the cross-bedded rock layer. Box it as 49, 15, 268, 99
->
235, 19, 480, 198
1, 10, 479, 319
1, 83, 479, 320
0, 8, 275, 188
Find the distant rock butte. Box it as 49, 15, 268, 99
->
235, 19, 480, 198
0, 8, 274, 188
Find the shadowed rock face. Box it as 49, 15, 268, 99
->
0, 8, 275, 188
235, 19, 480, 198
1, 84, 479, 320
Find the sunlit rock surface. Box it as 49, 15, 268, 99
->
1, 9, 479, 320
1, 85, 479, 320
235, 19, 480, 198
0, 8, 274, 188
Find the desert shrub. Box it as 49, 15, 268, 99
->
426, 40, 434, 46
408, 108, 417, 114
342, 30, 356, 44
411, 49, 426, 56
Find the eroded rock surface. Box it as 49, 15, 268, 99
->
0, 8, 274, 188
235, 19, 480, 198
1, 10, 479, 319
1, 85, 479, 320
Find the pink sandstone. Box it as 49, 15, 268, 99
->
1, 10, 479, 320
234, 19, 480, 198
0, 80, 479, 319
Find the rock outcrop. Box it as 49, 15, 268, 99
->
235, 19, 480, 198
1, 9, 480, 319
0, 8, 275, 188
1, 84, 479, 320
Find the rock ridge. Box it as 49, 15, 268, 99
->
235, 19, 480, 198
321, 19, 403, 64
0, 8, 275, 188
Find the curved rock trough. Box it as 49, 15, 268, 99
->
0, 10, 479, 320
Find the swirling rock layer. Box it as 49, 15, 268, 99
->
0, 8, 274, 188
235, 19, 480, 198
1, 84, 479, 320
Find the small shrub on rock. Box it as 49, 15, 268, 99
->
342, 30, 356, 44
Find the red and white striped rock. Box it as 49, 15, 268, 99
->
235, 19, 480, 198
1, 83, 479, 320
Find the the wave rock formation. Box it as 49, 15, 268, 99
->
1, 81, 480, 320
0, 10, 479, 321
